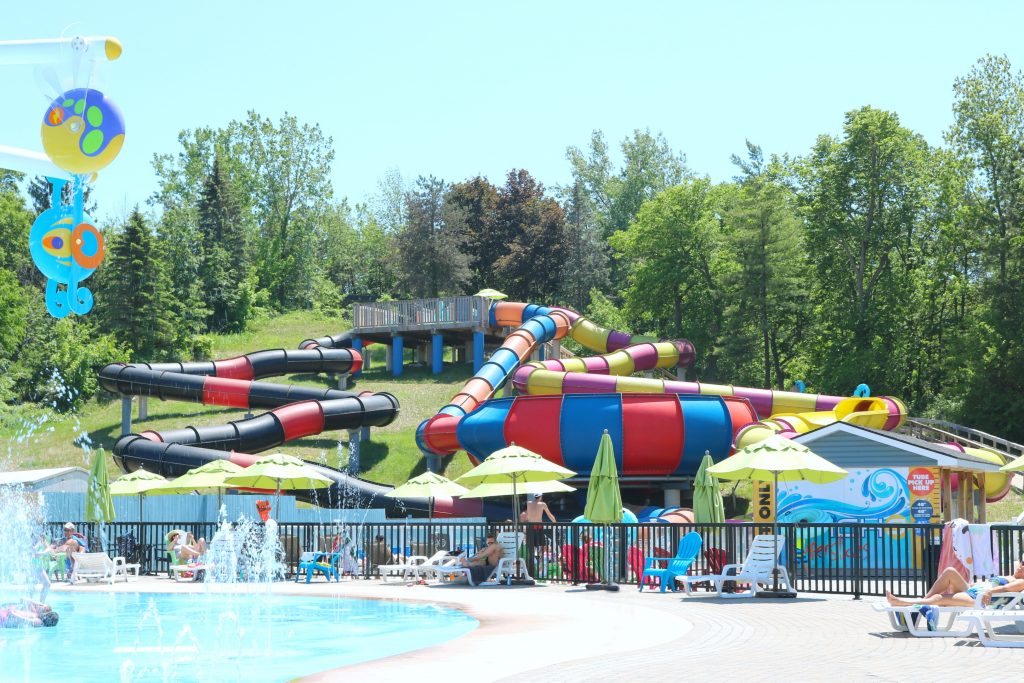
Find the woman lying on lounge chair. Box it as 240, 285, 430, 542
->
167, 530, 207, 562
887, 559, 1024, 608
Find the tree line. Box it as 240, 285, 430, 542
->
0, 56, 1021, 441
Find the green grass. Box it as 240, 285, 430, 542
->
0, 311, 475, 486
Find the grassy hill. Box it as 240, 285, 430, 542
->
0, 310, 478, 486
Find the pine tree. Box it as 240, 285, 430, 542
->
95, 210, 181, 360
197, 156, 250, 332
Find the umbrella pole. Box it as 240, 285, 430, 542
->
754, 468, 795, 598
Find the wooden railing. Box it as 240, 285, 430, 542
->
352, 296, 489, 333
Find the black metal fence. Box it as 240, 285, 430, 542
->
49, 520, 1023, 597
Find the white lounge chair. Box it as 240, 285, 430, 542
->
872, 592, 1024, 638
434, 532, 531, 586
381, 550, 460, 583
70, 552, 136, 584
959, 609, 1024, 647
678, 535, 793, 598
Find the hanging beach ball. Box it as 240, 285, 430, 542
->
41, 88, 125, 174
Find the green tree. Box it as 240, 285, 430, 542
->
95, 210, 182, 360
567, 129, 688, 240
491, 170, 568, 303
720, 142, 808, 389
395, 176, 471, 298
197, 156, 252, 331
609, 178, 726, 378
557, 179, 609, 312
0, 186, 38, 287
447, 176, 500, 292
797, 106, 934, 395
947, 55, 1024, 439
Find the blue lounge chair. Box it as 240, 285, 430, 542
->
639, 531, 702, 592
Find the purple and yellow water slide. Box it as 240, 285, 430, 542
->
417, 301, 908, 479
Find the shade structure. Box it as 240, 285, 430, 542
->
693, 451, 726, 524
154, 459, 246, 519
707, 434, 847, 597
458, 479, 575, 499
224, 453, 333, 516
456, 443, 575, 583
474, 288, 508, 300
111, 468, 170, 525
583, 430, 622, 590
385, 471, 469, 519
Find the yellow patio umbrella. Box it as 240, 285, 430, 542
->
474, 288, 508, 300
111, 468, 170, 524
224, 453, 333, 517
457, 443, 575, 582
153, 459, 245, 518
385, 471, 469, 519
708, 434, 847, 597
457, 479, 575, 499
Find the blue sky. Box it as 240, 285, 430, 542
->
2, 1, 1023, 223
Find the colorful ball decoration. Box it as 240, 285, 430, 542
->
41, 87, 125, 174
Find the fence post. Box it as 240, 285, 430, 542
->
852, 524, 863, 600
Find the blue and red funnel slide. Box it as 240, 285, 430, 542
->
417, 300, 907, 477
100, 346, 489, 518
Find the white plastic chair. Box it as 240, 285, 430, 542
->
70, 552, 133, 584
678, 535, 792, 598
434, 532, 531, 586
381, 550, 460, 583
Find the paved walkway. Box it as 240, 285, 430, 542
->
50, 578, 1017, 682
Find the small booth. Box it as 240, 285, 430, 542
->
786, 422, 1003, 524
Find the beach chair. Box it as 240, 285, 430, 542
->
296, 551, 340, 583
434, 532, 529, 586
70, 552, 134, 584
167, 549, 209, 582
639, 531, 702, 593
871, 592, 1024, 638
959, 609, 1024, 647
678, 535, 793, 598
382, 550, 460, 584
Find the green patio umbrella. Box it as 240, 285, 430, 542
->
457, 443, 575, 583
385, 471, 469, 519
85, 450, 115, 552
153, 459, 244, 518
707, 434, 847, 597
224, 453, 333, 517
473, 288, 508, 300
583, 430, 622, 591
693, 450, 726, 524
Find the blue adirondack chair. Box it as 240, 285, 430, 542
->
296, 551, 340, 583
639, 531, 703, 592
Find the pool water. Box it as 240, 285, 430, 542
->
0, 591, 477, 682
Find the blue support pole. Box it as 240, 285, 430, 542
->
392, 335, 404, 377
473, 330, 485, 373
432, 333, 443, 375
352, 336, 363, 378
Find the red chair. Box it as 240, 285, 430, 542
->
560, 544, 599, 583
703, 548, 747, 593
630, 546, 672, 589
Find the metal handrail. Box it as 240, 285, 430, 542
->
903, 418, 1024, 460
352, 296, 488, 333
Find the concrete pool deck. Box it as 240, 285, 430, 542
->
51, 578, 1018, 682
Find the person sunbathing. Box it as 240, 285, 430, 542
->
0, 599, 59, 628
459, 533, 504, 584
886, 559, 1024, 608
167, 530, 207, 562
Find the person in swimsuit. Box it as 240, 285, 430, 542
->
0, 600, 59, 628
459, 533, 504, 584
167, 530, 207, 562
886, 557, 1024, 607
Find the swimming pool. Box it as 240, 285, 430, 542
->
0, 591, 477, 681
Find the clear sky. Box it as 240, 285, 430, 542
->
2, 1, 1023, 223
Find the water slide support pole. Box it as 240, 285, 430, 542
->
432, 333, 443, 375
